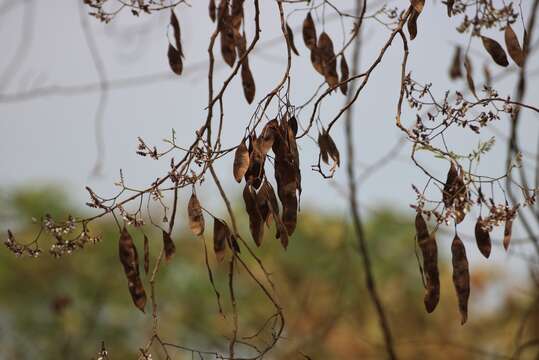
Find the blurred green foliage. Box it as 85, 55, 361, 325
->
0, 186, 537, 359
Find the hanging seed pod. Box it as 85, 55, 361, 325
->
243, 184, 264, 246
481, 36, 509, 67
464, 56, 477, 98
474, 216, 491, 258
188, 193, 205, 236
241, 62, 256, 104
167, 9, 184, 75
451, 233, 470, 325
415, 213, 440, 313
318, 131, 340, 167
442, 161, 458, 207
411, 0, 425, 14
209, 0, 216, 22
233, 141, 250, 182
318, 32, 339, 88
340, 55, 349, 95
162, 230, 176, 261
505, 24, 525, 67
213, 218, 230, 262
286, 22, 299, 56
219, 7, 236, 67
310, 47, 324, 75
407, 9, 419, 40
143, 234, 149, 275
449, 46, 462, 80
118, 227, 146, 312
302, 12, 317, 50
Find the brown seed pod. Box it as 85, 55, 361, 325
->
451, 233, 470, 325
213, 218, 230, 262
243, 184, 264, 246
318, 32, 339, 88
167, 9, 184, 75
302, 12, 317, 50
411, 0, 425, 14
407, 9, 419, 40
339, 55, 349, 95
318, 131, 340, 167
162, 230, 176, 261
310, 47, 324, 75
143, 234, 149, 275
464, 56, 477, 98
286, 22, 299, 56
208, 0, 216, 22
241, 62, 256, 104
219, 8, 236, 67
118, 227, 146, 312
449, 46, 462, 80
415, 213, 440, 313
233, 141, 250, 183
188, 193, 205, 236
442, 161, 458, 207
505, 24, 525, 67
474, 216, 491, 258
481, 36, 509, 67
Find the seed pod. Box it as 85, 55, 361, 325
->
464, 56, 477, 98
340, 55, 349, 95
286, 22, 299, 56
446, 0, 454, 16
118, 227, 146, 312
411, 0, 425, 14
318, 32, 339, 88
302, 12, 317, 50
167, 10, 184, 75
213, 218, 230, 262
442, 161, 458, 207
318, 131, 340, 167
219, 8, 236, 67
310, 47, 324, 75
233, 141, 249, 182
143, 234, 149, 275
241, 62, 255, 104
503, 217, 513, 251
162, 230, 176, 261
474, 216, 491, 258
481, 36, 509, 67
209, 0, 216, 22
188, 193, 205, 236
407, 9, 419, 40
505, 24, 525, 67
451, 233, 470, 325
449, 46, 462, 80
243, 184, 264, 246
415, 213, 440, 313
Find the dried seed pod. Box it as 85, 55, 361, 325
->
340, 55, 349, 95
415, 213, 440, 313
474, 216, 491, 258
188, 193, 205, 236
243, 184, 264, 246
219, 8, 236, 67
162, 230, 176, 261
143, 234, 149, 275
503, 217, 513, 251
481, 36, 509, 67
464, 56, 477, 98
286, 22, 299, 56
407, 9, 419, 40
241, 62, 255, 104
118, 227, 146, 312
318, 131, 340, 167
302, 12, 317, 50
318, 32, 339, 88
451, 233, 470, 325
446, 0, 454, 16
213, 218, 230, 262
231, 0, 244, 31
310, 47, 324, 75
245, 140, 266, 189
449, 46, 462, 80
209, 0, 216, 22
505, 24, 525, 67
233, 141, 250, 182
167, 10, 184, 75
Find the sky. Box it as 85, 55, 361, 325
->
1, 0, 539, 282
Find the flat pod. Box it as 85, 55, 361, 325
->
302, 12, 317, 50
219, 11, 236, 67
213, 218, 229, 262
481, 36, 509, 67
233, 141, 250, 182
474, 216, 491, 258
118, 227, 146, 312
505, 25, 525, 67
188, 193, 205, 236
503, 217, 513, 251
286, 22, 300, 56
318, 32, 338, 87
208, 0, 216, 22
415, 213, 439, 313
318, 131, 340, 167
407, 9, 419, 40
162, 230, 176, 261
410, 0, 425, 14
464, 56, 477, 98
243, 184, 264, 246
167, 10, 184, 75
241, 62, 256, 104
449, 46, 462, 80
442, 161, 458, 207
451, 234, 470, 324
